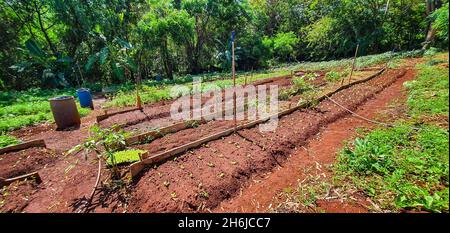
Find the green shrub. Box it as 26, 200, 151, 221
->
424, 47, 441, 57
325, 71, 342, 82
431, 3, 449, 43
0, 135, 21, 148
301, 72, 319, 81
278, 89, 292, 101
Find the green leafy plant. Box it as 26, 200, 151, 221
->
292, 77, 312, 92
301, 72, 319, 81
0, 135, 21, 148
10, 39, 73, 88
325, 71, 342, 82
108, 149, 146, 166
85, 38, 137, 83
278, 89, 292, 101
404, 63, 449, 118
431, 3, 449, 43
337, 124, 449, 212
73, 125, 129, 172
68, 125, 129, 211
186, 120, 200, 129
335, 59, 449, 213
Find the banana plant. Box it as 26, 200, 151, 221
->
84, 38, 137, 83
10, 39, 73, 88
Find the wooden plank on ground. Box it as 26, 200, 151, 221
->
0, 139, 46, 155
96, 107, 143, 123
125, 121, 196, 145
130, 116, 270, 178
0, 172, 42, 188
123, 103, 241, 145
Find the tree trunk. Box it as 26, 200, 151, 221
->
422, 0, 443, 50
161, 39, 173, 80
34, 1, 57, 56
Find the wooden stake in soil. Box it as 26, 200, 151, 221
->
136, 70, 142, 110
231, 31, 237, 132
0, 172, 42, 188
346, 43, 360, 85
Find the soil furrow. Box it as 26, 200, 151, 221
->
128, 68, 408, 212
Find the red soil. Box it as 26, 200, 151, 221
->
0, 64, 418, 213
128, 68, 413, 212
0, 147, 60, 179
216, 69, 416, 213
9, 107, 102, 151
99, 76, 295, 130
0, 180, 39, 213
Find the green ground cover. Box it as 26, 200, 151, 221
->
336, 54, 449, 212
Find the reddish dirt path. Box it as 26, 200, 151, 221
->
215, 68, 416, 213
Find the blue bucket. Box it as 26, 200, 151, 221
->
76, 88, 94, 109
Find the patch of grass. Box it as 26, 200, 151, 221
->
107, 149, 147, 166
335, 56, 449, 213
0, 88, 91, 133
0, 101, 90, 133
0, 88, 76, 107
336, 124, 449, 212
404, 63, 449, 118
324, 71, 342, 82
423, 47, 442, 57
0, 135, 21, 148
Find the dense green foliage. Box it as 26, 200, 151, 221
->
0, 135, 21, 148
1, 0, 448, 91
337, 57, 449, 212
338, 124, 449, 212
431, 3, 449, 44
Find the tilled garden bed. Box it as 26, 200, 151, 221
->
128, 68, 407, 212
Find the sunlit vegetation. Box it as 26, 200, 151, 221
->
336, 56, 449, 213
0, 135, 21, 148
